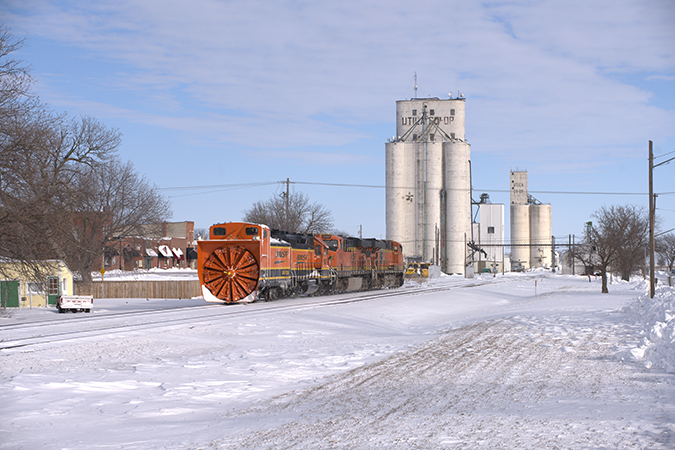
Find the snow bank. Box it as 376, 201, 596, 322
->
92, 267, 198, 281
621, 279, 675, 373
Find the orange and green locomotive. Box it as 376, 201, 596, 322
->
197, 222, 405, 303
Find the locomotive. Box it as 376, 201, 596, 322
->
197, 222, 405, 303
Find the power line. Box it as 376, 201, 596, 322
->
474, 188, 648, 196
159, 181, 278, 198
158, 179, 674, 197
159, 181, 277, 191
294, 181, 384, 189
654, 149, 675, 160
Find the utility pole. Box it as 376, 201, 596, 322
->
572, 234, 575, 276
650, 140, 675, 297
286, 178, 290, 230
649, 141, 655, 298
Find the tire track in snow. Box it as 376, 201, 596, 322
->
213, 316, 675, 449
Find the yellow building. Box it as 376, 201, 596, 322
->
0, 260, 74, 308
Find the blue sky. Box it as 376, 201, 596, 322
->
2, 0, 674, 241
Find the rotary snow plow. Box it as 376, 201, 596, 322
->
197, 224, 263, 303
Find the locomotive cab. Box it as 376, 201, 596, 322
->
313, 235, 331, 270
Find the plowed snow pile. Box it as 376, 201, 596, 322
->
1, 273, 674, 449
621, 280, 675, 373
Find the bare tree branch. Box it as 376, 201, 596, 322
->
576, 204, 649, 293
0, 27, 171, 284
656, 233, 675, 272
242, 190, 333, 234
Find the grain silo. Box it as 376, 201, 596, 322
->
385, 95, 470, 274
530, 203, 552, 268
385, 142, 410, 249
444, 140, 471, 274
509, 170, 552, 270
510, 204, 531, 270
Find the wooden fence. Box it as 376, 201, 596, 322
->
75, 280, 202, 299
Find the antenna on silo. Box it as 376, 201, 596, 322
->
414, 72, 418, 99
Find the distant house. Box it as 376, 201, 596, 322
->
0, 260, 74, 308
559, 250, 598, 276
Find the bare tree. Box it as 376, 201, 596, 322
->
0, 27, 172, 284
575, 220, 616, 294
609, 205, 649, 281
194, 228, 209, 240
0, 27, 65, 283
0, 26, 32, 113
656, 233, 675, 272
576, 205, 650, 293
243, 191, 333, 234
62, 158, 172, 282
1, 110, 124, 273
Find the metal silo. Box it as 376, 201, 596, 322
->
510, 204, 530, 270
529, 204, 552, 268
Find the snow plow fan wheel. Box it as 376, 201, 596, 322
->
202, 246, 260, 303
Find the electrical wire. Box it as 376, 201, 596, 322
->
294, 181, 384, 189
654, 149, 675, 160
158, 179, 673, 197
159, 181, 278, 198
159, 181, 277, 191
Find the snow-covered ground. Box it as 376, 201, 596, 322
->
1, 272, 674, 449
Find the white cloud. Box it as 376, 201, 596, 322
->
3, 0, 674, 161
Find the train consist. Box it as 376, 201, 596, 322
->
197, 222, 405, 303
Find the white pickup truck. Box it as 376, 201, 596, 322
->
56, 295, 94, 313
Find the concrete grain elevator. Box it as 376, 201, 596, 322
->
509, 171, 553, 270
385, 96, 471, 275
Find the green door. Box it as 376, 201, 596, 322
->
1, 280, 20, 308
47, 277, 60, 305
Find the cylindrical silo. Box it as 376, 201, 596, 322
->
386, 141, 414, 256
443, 140, 471, 275
529, 204, 552, 268
510, 204, 530, 270
422, 142, 444, 262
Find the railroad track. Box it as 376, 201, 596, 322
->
0, 275, 533, 352
0, 303, 221, 331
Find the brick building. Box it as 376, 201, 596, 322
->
103, 221, 196, 271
